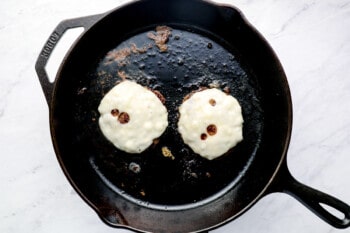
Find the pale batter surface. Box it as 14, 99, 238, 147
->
178, 88, 244, 160
98, 80, 168, 153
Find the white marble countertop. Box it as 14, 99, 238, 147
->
1, 0, 349, 232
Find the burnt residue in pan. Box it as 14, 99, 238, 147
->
72, 26, 264, 205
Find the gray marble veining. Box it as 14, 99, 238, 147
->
0, 0, 349, 233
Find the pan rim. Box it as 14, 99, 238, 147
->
47, 0, 293, 231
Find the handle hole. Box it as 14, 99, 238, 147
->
320, 203, 346, 220
46, 27, 84, 82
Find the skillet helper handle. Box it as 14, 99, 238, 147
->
35, 14, 103, 105
274, 163, 350, 228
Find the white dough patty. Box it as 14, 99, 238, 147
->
98, 80, 168, 153
178, 88, 244, 160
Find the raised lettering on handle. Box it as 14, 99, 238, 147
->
41, 31, 60, 58
35, 13, 104, 105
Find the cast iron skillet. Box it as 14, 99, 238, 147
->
35, 0, 350, 232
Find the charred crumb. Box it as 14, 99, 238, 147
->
130, 43, 140, 53
77, 87, 87, 95
208, 81, 220, 88
129, 162, 141, 174
152, 138, 160, 148
118, 60, 129, 67
105, 48, 131, 65
104, 43, 151, 66
223, 86, 231, 94
97, 70, 113, 81
207, 42, 213, 49
130, 42, 152, 54
182, 159, 203, 182
162, 146, 175, 160
117, 70, 128, 80
153, 138, 160, 145
147, 26, 172, 52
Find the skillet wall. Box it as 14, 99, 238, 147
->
51, 0, 292, 232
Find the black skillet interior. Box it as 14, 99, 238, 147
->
48, 0, 293, 231
78, 25, 264, 205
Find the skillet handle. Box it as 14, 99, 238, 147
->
35, 14, 104, 105
271, 162, 350, 228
